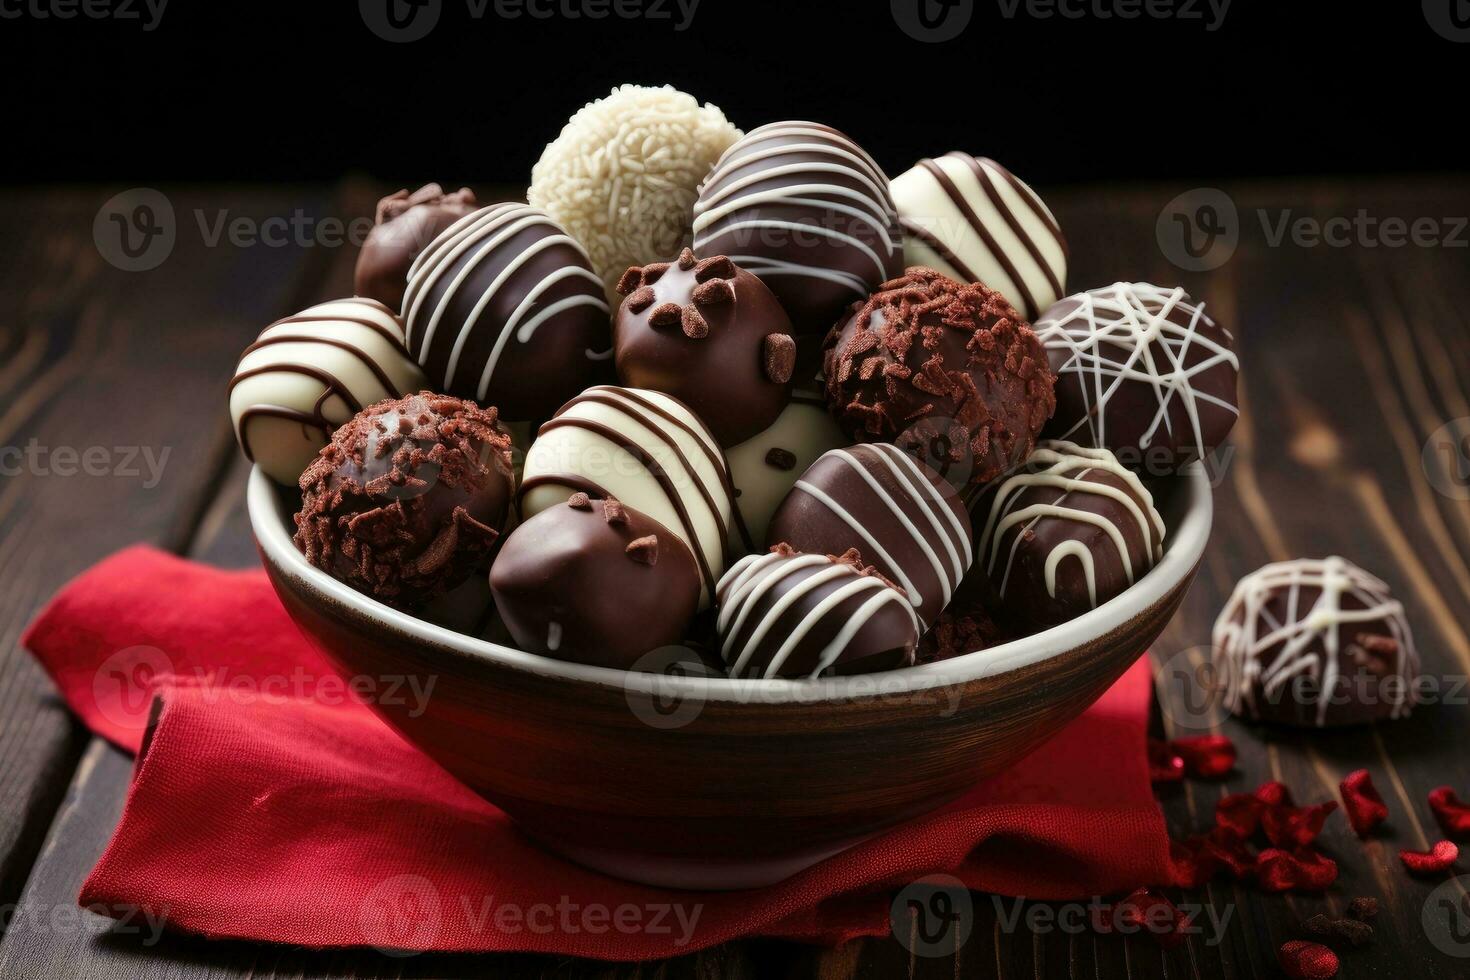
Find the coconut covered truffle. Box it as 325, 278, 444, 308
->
529, 85, 742, 301
294, 393, 515, 610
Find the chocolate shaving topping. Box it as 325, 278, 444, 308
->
1347, 897, 1378, 921
639, 262, 669, 286
692, 278, 734, 307
602, 498, 627, 525
567, 492, 592, 510
648, 303, 683, 330
625, 285, 656, 314
676, 247, 696, 270
1304, 913, 1374, 947
693, 255, 736, 283
765, 448, 797, 470
763, 332, 796, 383
625, 534, 659, 565
681, 306, 709, 339
615, 267, 642, 296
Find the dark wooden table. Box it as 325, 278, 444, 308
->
1, 176, 1467, 978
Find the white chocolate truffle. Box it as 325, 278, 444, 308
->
891, 154, 1066, 321
229, 298, 424, 486
518, 386, 735, 607
724, 392, 845, 553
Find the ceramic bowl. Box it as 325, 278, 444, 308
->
250, 465, 1211, 889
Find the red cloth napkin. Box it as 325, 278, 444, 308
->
25, 546, 1177, 960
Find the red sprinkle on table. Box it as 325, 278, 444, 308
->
1428, 786, 1470, 836
1399, 840, 1459, 875
1339, 769, 1389, 837
1279, 939, 1340, 979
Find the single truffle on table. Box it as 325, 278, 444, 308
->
354, 183, 478, 311
529, 84, 742, 301
1213, 557, 1420, 728
293, 392, 515, 610
890, 154, 1067, 322
613, 247, 795, 446
972, 440, 1165, 631
518, 386, 736, 608
229, 298, 425, 486
1034, 282, 1239, 474
724, 389, 846, 552
715, 545, 920, 679
768, 443, 973, 629
490, 494, 701, 670
402, 202, 613, 423
693, 121, 905, 343
823, 267, 1056, 489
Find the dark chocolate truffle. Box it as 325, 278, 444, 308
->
972, 440, 1164, 631
294, 392, 514, 609
823, 267, 1056, 489
402, 203, 613, 422
354, 184, 478, 311
1034, 282, 1239, 474
715, 545, 919, 679
613, 248, 795, 446
490, 494, 702, 669
692, 121, 904, 342
768, 443, 973, 629
1213, 557, 1420, 727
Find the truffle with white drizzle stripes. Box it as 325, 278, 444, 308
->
1034, 282, 1239, 474
767, 443, 973, 630
973, 440, 1165, 630
1213, 557, 1419, 728
715, 545, 920, 679
402, 203, 613, 422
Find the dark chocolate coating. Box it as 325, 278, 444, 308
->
354, 184, 478, 312
970, 442, 1162, 632
692, 121, 904, 342
293, 392, 514, 610
823, 267, 1056, 489
490, 495, 701, 670
613, 248, 795, 446
767, 443, 972, 629
715, 546, 919, 679
1035, 283, 1239, 474
401, 203, 613, 423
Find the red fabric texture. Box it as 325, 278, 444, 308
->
24, 546, 1178, 960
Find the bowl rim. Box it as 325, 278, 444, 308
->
250, 462, 1212, 704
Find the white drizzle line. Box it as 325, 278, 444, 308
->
978, 440, 1165, 606
715, 552, 916, 679
1213, 556, 1419, 727
1034, 282, 1240, 454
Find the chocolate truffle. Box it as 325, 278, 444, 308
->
293, 392, 514, 609
229, 298, 425, 486
1214, 557, 1420, 727
529, 84, 742, 300
724, 389, 846, 552
693, 121, 904, 341
354, 183, 478, 311
613, 248, 795, 446
973, 440, 1165, 631
402, 203, 613, 422
1035, 283, 1239, 473
768, 443, 973, 629
518, 386, 736, 608
715, 545, 919, 679
823, 267, 1056, 489
490, 494, 701, 669
890, 154, 1067, 321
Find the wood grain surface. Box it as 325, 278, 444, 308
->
1, 177, 1468, 978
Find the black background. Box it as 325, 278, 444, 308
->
1, 0, 1465, 188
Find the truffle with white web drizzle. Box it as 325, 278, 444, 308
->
1213, 557, 1419, 728
1034, 282, 1239, 474
973, 440, 1165, 631
715, 545, 920, 679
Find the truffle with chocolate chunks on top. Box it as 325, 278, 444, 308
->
354, 183, 479, 311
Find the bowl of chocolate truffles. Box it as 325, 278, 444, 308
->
240, 85, 1234, 889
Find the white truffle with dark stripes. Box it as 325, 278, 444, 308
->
402, 202, 613, 423
890, 153, 1067, 321
715, 545, 920, 679
692, 121, 904, 340
518, 386, 737, 608
767, 443, 974, 629
229, 298, 425, 486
